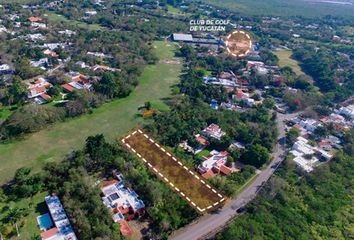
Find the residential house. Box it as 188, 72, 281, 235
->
28, 16, 42, 22
292, 155, 318, 173
201, 123, 226, 140
31, 22, 47, 29
30, 58, 49, 70
61, 72, 92, 92
37, 194, 77, 240
75, 61, 88, 68
42, 49, 58, 58
218, 71, 236, 80
299, 118, 322, 133
291, 137, 315, 156
58, 29, 76, 36
87, 51, 111, 58
339, 105, 354, 119
85, 10, 98, 16
91, 64, 117, 72
27, 78, 52, 98
233, 88, 256, 106
0, 64, 14, 75
247, 61, 268, 75
100, 172, 144, 236
318, 140, 332, 151
197, 150, 232, 179
23, 33, 46, 42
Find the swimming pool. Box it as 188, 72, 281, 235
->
37, 213, 54, 231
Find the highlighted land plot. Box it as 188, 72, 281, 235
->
121, 129, 225, 213
225, 30, 252, 58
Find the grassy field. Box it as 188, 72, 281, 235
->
204, 0, 354, 18
0, 41, 181, 184
46, 12, 103, 31
167, 5, 187, 16
122, 130, 225, 212
274, 49, 305, 76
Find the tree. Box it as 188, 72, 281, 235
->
178, 45, 194, 61
230, 148, 241, 161
314, 126, 329, 138
14, 58, 43, 79
4, 104, 65, 136
85, 134, 115, 170
263, 98, 275, 109
286, 127, 300, 147
240, 144, 270, 168
93, 72, 128, 99
13, 167, 31, 184
65, 100, 87, 117
4, 79, 27, 105
226, 156, 234, 167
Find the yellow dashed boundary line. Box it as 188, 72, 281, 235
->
121, 129, 225, 213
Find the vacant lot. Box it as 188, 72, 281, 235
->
274, 49, 305, 76
122, 130, 225, 212
0, 41, 181, 184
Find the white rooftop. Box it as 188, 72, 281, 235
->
293, 156, 318, 173
45, 195, 77, 240
172, 33, 193, 42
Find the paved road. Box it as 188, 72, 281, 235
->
171, 112, 300, 240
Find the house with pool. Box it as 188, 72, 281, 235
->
37, 194, 77, 240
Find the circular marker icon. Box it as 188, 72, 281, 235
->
225, 30, 252, 58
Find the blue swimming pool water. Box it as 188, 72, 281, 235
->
37, 213, 54, 230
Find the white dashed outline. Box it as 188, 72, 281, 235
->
121, 129, 225, 213
225, 30, 252, 58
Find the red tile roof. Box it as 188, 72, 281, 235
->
72, 75, 88, 83
100, 180, 118, 188
41, 227, 59, 240
40, 93, 51, 101
32, 86, 47, 93
201, 169, 217, 179
219, 164, 232, 175
319, 140, 331, 147
61, 84, 75, 92
118, 220, 133, 236
28, 16, 42, 22
196, 136, 209, 146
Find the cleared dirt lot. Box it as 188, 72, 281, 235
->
121, 129, 225, 213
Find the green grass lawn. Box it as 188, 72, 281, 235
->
0, 41, 182, 184
167, 5, 186, 16
274, 49, 305, 76
46, 12, 103, 31
196, 149, 210, 158
204, 0, 354, 18
0, 192, 48, 239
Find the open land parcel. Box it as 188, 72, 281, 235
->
121, 130, 226, 213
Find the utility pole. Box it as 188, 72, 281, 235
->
15, 223, 20, 237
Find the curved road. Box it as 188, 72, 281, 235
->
171, 112, 300, 240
